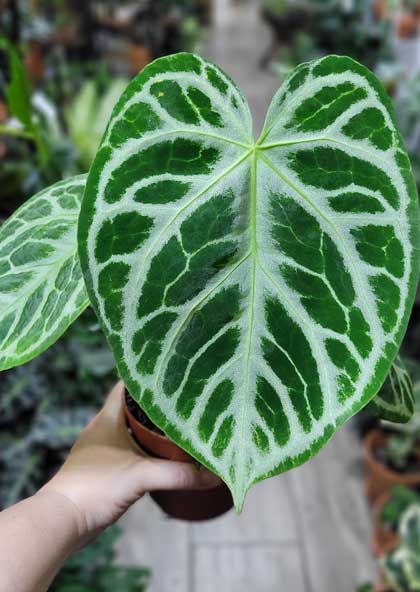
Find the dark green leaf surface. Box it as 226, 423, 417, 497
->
79, 53, 420, 510
0, 175, 89, 370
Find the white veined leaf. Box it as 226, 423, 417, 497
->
383, 505, 420, 592
0, 175, 89, 370
368, 356, 414, 423
78, 53, 420, 510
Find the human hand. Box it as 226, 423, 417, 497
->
40, 381, 221, 545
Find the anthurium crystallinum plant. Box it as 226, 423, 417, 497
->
0, 53, 419, 513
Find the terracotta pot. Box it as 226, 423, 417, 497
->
371, 492, 400, 558
374, 0, 389, 20
127, 44, 153, 75
123, 393, 233, 521
0, 100, 8, 124
25, 42, 44, 83
363, 430, 420, 504
374, 576, 393, 592
397, 14, 419, 38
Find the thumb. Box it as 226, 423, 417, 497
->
77, 381, 137, 450
98, 380, 125, 420
129, 458, 222, 492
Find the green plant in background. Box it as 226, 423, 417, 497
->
380, 485, 420, 532
381, 416, 420, 472
380, 370, 420, 472
0, 39, 48, 163
394, 74, 420, 192
0, 307, 116, 508
0, 37, 81, 215
65, 79, 129, 170
263, 0, 394, 70
383, 431, 420, 472
307, 0, 394, 69
262, 0, 289, 16
0, 52, 419, 511
356, 584, 374, 592
0, 42, 132, 216
368, 356, 414, 424
51, 525, 150, 592
383, 505, 420, 591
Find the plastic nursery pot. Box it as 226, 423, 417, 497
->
370, 492, 400, 558
363, 430, 420, 504
123, 390, 233, 521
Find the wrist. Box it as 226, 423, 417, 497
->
0, 490, 88, 591
34, 488, 90, 552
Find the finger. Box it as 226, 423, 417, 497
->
100, 380, 125, 419
133, 459, 222, 492
78, 381, 141, 451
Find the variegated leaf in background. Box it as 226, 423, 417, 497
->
79, 53, 420, 510
382, 505, 420, 591
0, 175, 89, 370
368, 356, 414, 423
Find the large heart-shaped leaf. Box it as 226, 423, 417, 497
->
0, 175, 89, 370
79, 53, 420, 510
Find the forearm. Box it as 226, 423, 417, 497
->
0, 490, 83, 592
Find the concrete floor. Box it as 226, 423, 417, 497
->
116, 1, 377, 589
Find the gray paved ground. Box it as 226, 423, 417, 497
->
116, 2, 377, 589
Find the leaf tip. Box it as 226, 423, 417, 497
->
231, 485, 246, 514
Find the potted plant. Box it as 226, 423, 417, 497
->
381, 504, 420, 591
0, 52, 419, 520
356, 357, 414, 441
364, 367, 420, 503
364, 427, 420, 503
371, 485, 420, 557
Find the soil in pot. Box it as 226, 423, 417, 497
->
123, 390, 233, 521
364, 430, 420, 504
124, 390, 164, 435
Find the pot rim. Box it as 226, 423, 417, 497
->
123, 390, 172, 444
122, 388, 192, 462
364, 429, 420, 484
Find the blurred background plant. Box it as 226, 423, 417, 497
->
380, 485, 420, 532
51, 525, 150, 592
0, 0, 210, 216
261, 0, 394, 71
381, 505, 420, 591
378, 363, 420, 474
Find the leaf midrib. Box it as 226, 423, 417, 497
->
235, 147, 258, 507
